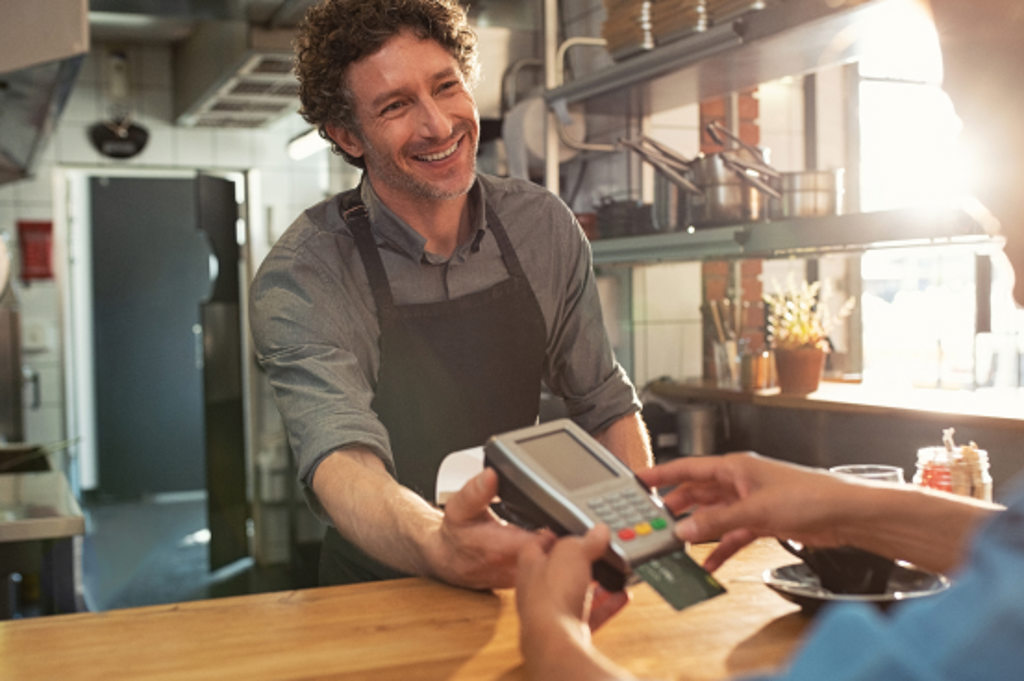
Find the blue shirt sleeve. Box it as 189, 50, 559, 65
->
747, 483, 1024, 681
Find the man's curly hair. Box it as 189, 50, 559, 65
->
295, 0, 480, 168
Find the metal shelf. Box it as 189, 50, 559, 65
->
546, 0, 913, 112
550, 0, 975, 266
590, 207, 994, 266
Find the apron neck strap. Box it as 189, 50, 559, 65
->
340, 187, 395, 312
484, 201, 527, 280
340, 184, 527, 314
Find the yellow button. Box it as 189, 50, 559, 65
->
634, 522, 652, 536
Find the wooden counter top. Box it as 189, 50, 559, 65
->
648, 378, 1024, 431
0, 539, 808, 681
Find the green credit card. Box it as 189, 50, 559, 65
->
634, 549, 726, 611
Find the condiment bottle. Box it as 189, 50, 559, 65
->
913, 447, 952, 492
913, 444, 992, 501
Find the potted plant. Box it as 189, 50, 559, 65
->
764, 278, 854, 395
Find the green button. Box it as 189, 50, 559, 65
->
650, 517, 668, 530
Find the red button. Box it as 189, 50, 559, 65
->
617, 528, 636, 541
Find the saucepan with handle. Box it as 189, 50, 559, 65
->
683, 122, 780, 225
619, 137, 703, 232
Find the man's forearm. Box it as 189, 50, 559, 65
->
311, 446, 546, 589
311, 446, 443, 577
594, 411, 652, 472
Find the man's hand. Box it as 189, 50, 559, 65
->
427, 468, 555, 589
314, 450, 551, 590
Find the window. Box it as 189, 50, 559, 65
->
857, 73, 1020, 389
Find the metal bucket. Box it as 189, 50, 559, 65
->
675, 402, 720, 456
769, 169, 844, 219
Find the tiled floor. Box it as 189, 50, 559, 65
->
79, 493, 316, 612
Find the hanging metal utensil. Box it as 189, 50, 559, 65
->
619, 137, 705, 232
619, 138, 703, 195
722, 155, 781, 199
640, 135, 698, 172
706, 120, 779, 176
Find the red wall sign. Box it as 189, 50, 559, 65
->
17, 220, 54, 282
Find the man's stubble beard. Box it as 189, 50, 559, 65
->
361, 123, 478, 202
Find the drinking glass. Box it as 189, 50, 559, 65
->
828, 464, 905, 484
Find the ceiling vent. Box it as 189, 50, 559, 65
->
173, 21, 299, 128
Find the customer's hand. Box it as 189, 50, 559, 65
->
638, 453, 850, 571
429, 468, 556, 589
516, 525, 633, 681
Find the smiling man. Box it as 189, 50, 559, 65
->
249, 0, 651, 589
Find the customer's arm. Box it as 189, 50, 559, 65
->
639, 453, 1000, 574
516, 525, 636, 681
313, 448, 553, 589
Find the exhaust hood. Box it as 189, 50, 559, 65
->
0, 0, 89, 185
171, 19, 534, 129
173, 21, 300, 129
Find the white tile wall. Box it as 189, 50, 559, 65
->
815, 65, 849, 177
634, 320, 704, 386
631, 262, 703, 386
0, 41, 331, 452
634, 262, 702, 324
759, 78, 805, 171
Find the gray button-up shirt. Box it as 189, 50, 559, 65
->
250, 173, 640, 511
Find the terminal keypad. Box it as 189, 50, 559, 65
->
587, 489, 669, 541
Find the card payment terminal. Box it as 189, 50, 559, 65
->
485, 419, 724, 610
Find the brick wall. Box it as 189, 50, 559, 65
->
700, 91, 766, 381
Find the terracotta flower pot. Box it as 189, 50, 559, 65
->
773, 346, 826, 395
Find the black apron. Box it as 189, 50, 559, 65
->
319, 187, 548, 585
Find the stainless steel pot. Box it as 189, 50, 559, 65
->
688, 150, 780, 226
705, 120, 779, 178
620, 137, 703, 232
652, 172, 692, 232
621, 131, 783, 228
697, 181, 769, 225
769, 169, 844, 219
687, 122, 781, 226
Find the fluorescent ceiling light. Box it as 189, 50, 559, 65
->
287, 127, 329, 160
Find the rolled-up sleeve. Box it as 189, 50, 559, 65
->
249, 221, 394, 515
